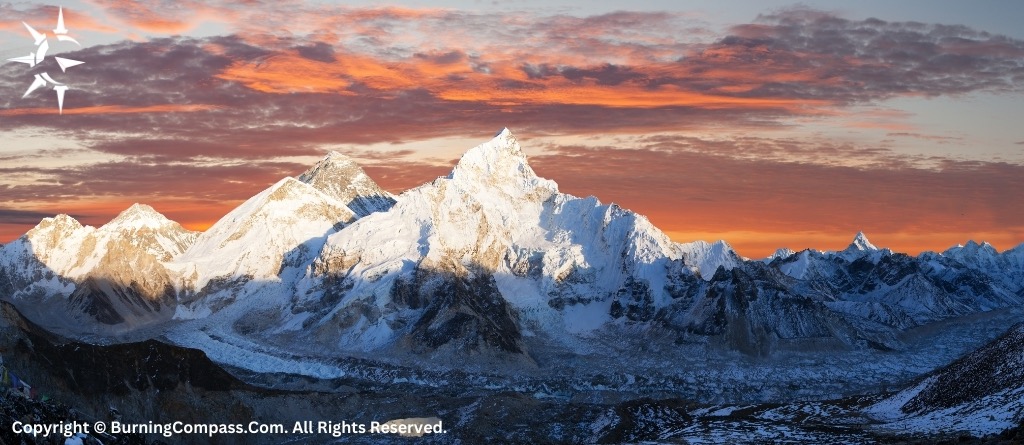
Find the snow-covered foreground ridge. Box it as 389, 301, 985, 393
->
1, 128, 1023, 358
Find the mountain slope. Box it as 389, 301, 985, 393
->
172, 150, 405, 319
867, 322, 1024, 436
173, 178, 354, 299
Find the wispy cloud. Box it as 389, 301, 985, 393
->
0, 208, 90, 225
0, 104, 218, 116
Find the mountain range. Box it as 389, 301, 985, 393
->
1, 128, 1023, 441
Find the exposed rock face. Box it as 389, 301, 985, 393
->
297, 151, 396, 217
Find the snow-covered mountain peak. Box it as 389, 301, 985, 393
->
8, 214, 93, 270
23, 214, 89, 253
102, 204, 176, 232
447, 128, 556, 196
299, 151, 360, 185
834, 231, 888, 262
174, 176, 356, 292
27, 213, 82, 234
297, 151, 395, 217
677, 239, 742, 279
191, 177, 355, 237
849, 231, 878, 251
764, 248, 796, 262
940, 240, 1003, 274
95, 203, 197, 262
324, 150, 356, 163
266, 177, 314, 202
943, 240, 999, 257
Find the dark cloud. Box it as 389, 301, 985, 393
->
720, 8, 1024, 101
560, 64, 646, 86
521, 64, 560, 80
296, 42, 337, 63
413, 51, 465, 65
0, 208, 89, 225
338, 149, 417, 161
633, 134, 917, 168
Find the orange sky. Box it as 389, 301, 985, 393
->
1, 3, 1023, 258
2, 149, 1021, 259
6, 190, 1019, 260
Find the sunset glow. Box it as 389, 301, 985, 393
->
2, 1, 1023, 258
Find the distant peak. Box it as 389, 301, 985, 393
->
297, 151, 394, 216
116, 203, 161, 219
302, 151, 360, 179
25, 213, 83, 241
104, 203, 175, 231
39, 213, 82, 229
768, 248, 795, 261
946, 239, 999, 256
849, 231, 877, 251
962, 240, 995, 250
322, 150, 358, 165
299, 151, 369, 191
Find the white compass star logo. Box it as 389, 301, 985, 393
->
6, 7, 85, 114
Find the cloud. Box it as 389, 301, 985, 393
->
0, 104, 218, 116
0, 4, 119, 35
1, 4, 1023, 253
0, 159, 305, 203
88, 0, 220, 33
212, 6, 1024, 106
1, 37, 803, 161
886, 132, 963, 143
0, 208, 89, 225
295, 42, 337, 63
3, 8, 1023, 147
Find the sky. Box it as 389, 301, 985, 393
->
1, 1, 1023, 258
